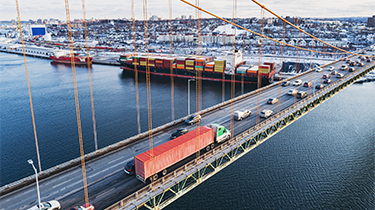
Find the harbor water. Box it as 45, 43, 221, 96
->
0, 52, 374, 209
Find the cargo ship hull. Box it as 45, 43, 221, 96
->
121, 62, 275, 85
49, 56, 93, 65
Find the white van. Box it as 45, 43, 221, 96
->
233, 110, 251, 121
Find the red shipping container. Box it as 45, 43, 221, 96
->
263, 62, 275, 70
163, 58, 174, 69
155, 58, 164, 68
135, 126, 214, 182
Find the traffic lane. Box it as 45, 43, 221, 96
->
59, 169, 145, 210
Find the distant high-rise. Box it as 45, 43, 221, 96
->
367, 15, 375, 27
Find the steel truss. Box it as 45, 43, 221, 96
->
107, 63, 374, 210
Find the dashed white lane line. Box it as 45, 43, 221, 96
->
52, 179, 72, 189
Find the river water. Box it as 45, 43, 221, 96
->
1, 52, 374, 209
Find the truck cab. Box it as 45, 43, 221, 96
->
207, 124, 231, 143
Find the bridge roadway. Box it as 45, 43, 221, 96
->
1, 53, 374, 210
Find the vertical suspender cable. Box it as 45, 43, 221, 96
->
64, 0, 89, 203
15, 0, 42, 173
169, 0, 175, 121
143, 0, 155, 182
132, 0, 141, 134
230, 0, 237, 140
195, 0, 202, 159
81, 0, 98, 151
256, 8, 264, 125
222, 20, 226, 102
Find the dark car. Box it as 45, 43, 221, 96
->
324, 79, 332, 84
297, 91, 307, 98
267, 98, 278, 104
281, 81, 290, 86
124, 159, 135, 175
315, 84, 325, 90
349, 67, 356, 72
303, 81, 312, 87
185, 114, 201, 125
170, 128, 189, 139
69, 203, 95, 210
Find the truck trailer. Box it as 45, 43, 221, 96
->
132, 124, 230, 183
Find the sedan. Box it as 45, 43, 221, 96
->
303, 81, 312, 87
287, 89, 298, 96
337, 73, 344, 78
324, 79, 332, 84
267, 98, 278, 104
27, 200, 61, 210
349, 67, 356, 72
327, 66, 334, 71
331, 70, 338, 75
315, 67, 323, 72
339, 65, 348, 70
260, 109, 273, 118
185, 114, 201, 125
69, 203, 95, 210
315, 84, 325, 90
297, 91, 307, 98
293, 79, 302, 86
124, 159, 135, 175
358, 62, 364, 67
170, 128, 189, 139
281, 81, 290, 86
323, 74, 330, 79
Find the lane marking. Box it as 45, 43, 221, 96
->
52, 179, 72, 189
107, 156, 124, 164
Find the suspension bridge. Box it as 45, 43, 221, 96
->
1, 0, 374, 209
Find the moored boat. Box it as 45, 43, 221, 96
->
49, 50, 92, 65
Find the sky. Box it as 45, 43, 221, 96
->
1, 0, 374, 21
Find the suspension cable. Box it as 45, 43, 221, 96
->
64, 0, 89, 204
81, 0, 98, 152
132, 0, 141, 134
195, 0, 202, 160
169, 0, 175, 121
179, 0, 349, 55
229, 0, 237, 141
15, 0, 42, 173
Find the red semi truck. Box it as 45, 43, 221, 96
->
125, 124, 231, 183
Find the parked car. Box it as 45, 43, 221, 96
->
349, 67, 356, 72
293, 79, 302, 86
69, 203, 95, 210
185, 114, 201, 125
297, 91, 307, 98
27, 200, 61, 210
281, 81, 290, 86
267, 98, 278, 104
324, 79, 332, 84
170, 128, 189, 139
287, 89, 298, 96
340, 65, 348, 70
337, 73, 344, 78
124, 159, 135, 175
331, 70, 338, 75
315, 67, 322, 72
303, 81, 312, 87
233, 110, 251, 121
323, 74, 330, 79
315, 84, 325, 90
260, 110, 273, 118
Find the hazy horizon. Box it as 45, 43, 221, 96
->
1, 0, 374, 22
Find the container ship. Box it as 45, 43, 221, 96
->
50, 50, 93, 65
118, 50, 275, 85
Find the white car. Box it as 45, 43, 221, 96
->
327, 66, 334, 71
293, 79, 302, 86
287, 89, 298, 96
315, 67, 322, 72
337, 73, 344, 78
233, 110, 251, 121
28, 200, 61, 210
260, 110, 273, 118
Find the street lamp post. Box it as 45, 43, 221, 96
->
188, 79, 195, 116
28, 159, 41, 210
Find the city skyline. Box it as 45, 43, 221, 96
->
1, 0, 374, 21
